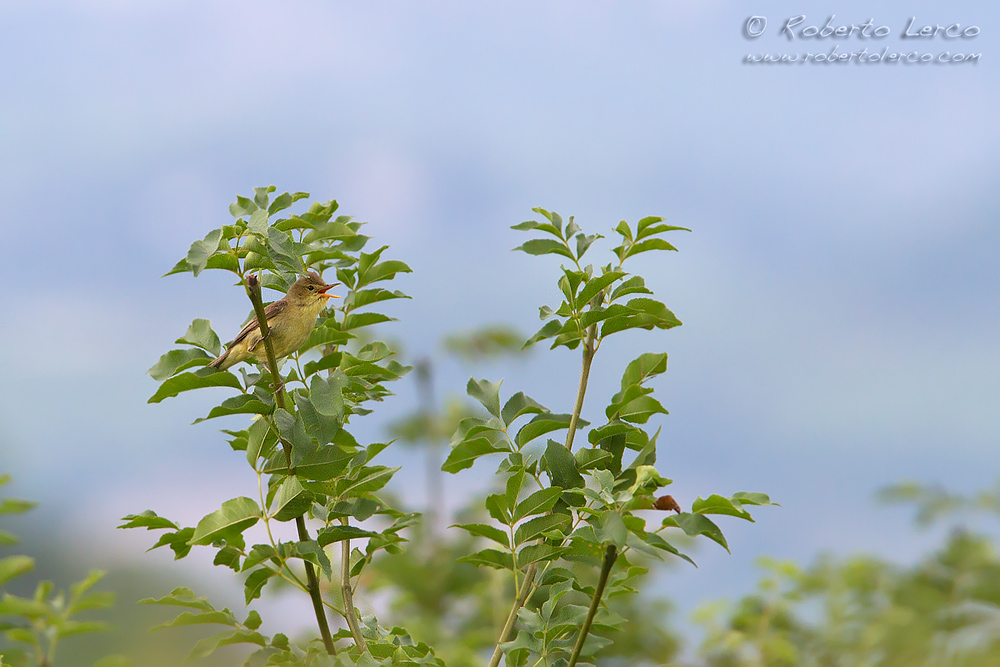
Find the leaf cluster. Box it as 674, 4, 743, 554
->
0, 475, 123, 667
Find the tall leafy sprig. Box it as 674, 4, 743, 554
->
0, 474, 122, 667
445, 209, 776, 667
121, 187, 436, 665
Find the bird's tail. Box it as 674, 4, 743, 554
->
208, 350, 230, 370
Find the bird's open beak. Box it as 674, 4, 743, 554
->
319, 282, 341, 299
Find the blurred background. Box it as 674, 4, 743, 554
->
1, 1, 997, 664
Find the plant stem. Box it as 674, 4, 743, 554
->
487, 318, 599, 666
340, 521, 368, 652
565, 323, 597, 451
566, 544, 618, 667
487, 563, 538, 667
245, 274, 336, 656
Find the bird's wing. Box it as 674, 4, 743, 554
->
227, 299, 289, 346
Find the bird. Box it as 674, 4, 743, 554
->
208, 272, 340, 371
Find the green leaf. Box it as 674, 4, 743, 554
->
515, 413, 581, 448
608, 275, 652, 302
621, 237, 679, 259
692, 494, 753, 521
270, 476, 312, 522
148, 370, 242, 404
175, 319, 222, 356
514, 514, 570, 545
247, 208, 269, 235
595, 511, 628, 549
245, 418, 276, 466
139, 587, 215, 611
577, 270, 625, 307
513, 238, 575, 261
244, 568, 277, 604
615, 220, 633, 242
189, 629, 267, 660
190, 497, 261, 546
0, 498, 38, 515
485, 493, 513, 525
292, 540, 332, 579
147, 348, 213, 381
543, 440, 584, 490
186, 229, 224, 277
457, 548, 513, 570
731, 492, 778, 507
149, 528, 195, 560
0, 555, 34, 586
442, 436, 509, 473
266, 227, 306, 274
0, 529, 19, 545
452, 523, 510, 548
117, 510, 178, 531
511, 218, 563, 239
467, 378, 502, 418
501, 392, 547, 426
620, 352, 668, 389
662, 513, 729, 552
616, 395, 669, 424
523, 319, 563, 349
338, 466, 400, 497
192, 394, 271, 422
512, 488, 562, 523
516, 544, 566, 568
309, 374, 346, 419
151, 610, 237, 631
316, 525, 380, 547
355, 257, 412, 288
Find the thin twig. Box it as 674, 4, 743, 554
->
487, 563, 538, 667
245, 274, 337, 656
566, 544, 618, 667
341, 523, 368, 652
565, 323, 597, 451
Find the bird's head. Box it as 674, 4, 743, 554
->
287, 272, 340, 306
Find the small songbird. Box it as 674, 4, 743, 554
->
208, 272, 340, 371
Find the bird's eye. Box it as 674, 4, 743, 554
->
307, 285, 315, 291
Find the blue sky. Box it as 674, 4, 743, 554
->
1, 0, 998, 645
